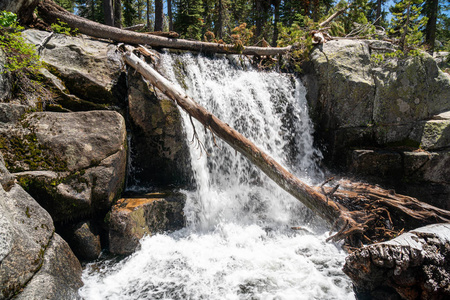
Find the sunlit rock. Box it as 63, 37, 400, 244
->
109, 192, 185, 255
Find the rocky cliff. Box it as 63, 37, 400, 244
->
303, 39, 450, 209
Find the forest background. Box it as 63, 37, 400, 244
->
49, 0, 450, 56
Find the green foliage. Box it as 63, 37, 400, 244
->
54, 0, 76, 12
230, 23, 254, 50
174, 0, 204, 40
277, 22, 314, 72
0, 11, 42, 74
0, 10, 17, 27
389, 0, 427, 52
51, 19, 78, 36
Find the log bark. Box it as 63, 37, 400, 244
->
37, 0, 291, 56
122, 49, 450, 247
319, 5, 349, 27
343, 223, 450, 299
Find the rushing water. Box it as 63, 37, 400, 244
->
79, 54, 355, 300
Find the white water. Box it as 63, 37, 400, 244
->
79, 54, 355, 300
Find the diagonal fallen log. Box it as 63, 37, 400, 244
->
122, 48, 450, 248
36, 0, 291, 56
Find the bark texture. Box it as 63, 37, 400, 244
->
37, 0, 291, 56
344, 223, 450, 300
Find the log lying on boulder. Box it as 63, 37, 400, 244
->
122, 48, 450, 248
343, 223, 450, 300
37, 0, 291, 56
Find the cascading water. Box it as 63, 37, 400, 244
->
79, 54, 355, 300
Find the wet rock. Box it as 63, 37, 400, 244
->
344, 223, 450, 300
109, 192, 186, 255
0, 153, 82, 299
1, 111, 127, 222
22, 29, 127, 110
127, 72, 193, 189
350, 150, 402, 177
70, 221, 102, 261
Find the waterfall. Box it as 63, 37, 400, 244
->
79, 54, 355, 300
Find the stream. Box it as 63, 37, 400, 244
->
79, 53, 355, 300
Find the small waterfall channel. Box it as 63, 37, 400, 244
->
79, 54, 355, 299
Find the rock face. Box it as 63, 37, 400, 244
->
0, 153, 82, 300
22, 30, 127, 111
304, 40, 450, 208
344, 223, 450, 300
0, 111, 127, 222
127, 72, 193, 189
109, 193, 186, 255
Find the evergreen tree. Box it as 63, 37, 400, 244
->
54, 0, 75, 12
123, 0, 137, 27
390, 0, 426, 53
174, 0, 204, 39
75, 0, 104, 23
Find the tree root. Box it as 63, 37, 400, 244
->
318, 179, 450, 249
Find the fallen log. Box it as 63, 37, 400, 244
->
122, 48, 450, 247
36, 0, 291, 56
343, 223, 450, 299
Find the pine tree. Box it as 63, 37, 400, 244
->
390, 0, 426, 53
75, 0, 104, 23
174, 0, 204, 39
54, 0, 75, 12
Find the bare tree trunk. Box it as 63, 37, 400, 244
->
114, 0, 122, 28
103, 0, 114, 26
146, 0, 150, 29
122, 49, 450, 247
167, 0, 173, 31
375, 0, 382, 26
37, 0, 292, 56
154, 0, 163, 31
272, 0, 280, 46
217, 0, 223, 40
400, 2, 411, 53
425, 0, 439, 54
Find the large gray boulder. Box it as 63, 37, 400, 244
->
0, 110, 127, 222
22, 30, 127, 111
304, 40, 450, 207
305, 40, 450, 160
0, 153, 82, 300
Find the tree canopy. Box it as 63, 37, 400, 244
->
50, 0, 450, 53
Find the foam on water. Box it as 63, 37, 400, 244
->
79, 53, 355, 300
